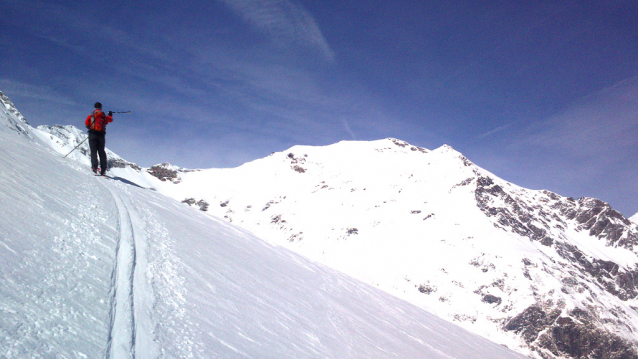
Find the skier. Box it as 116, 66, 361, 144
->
85, 102, 113, 175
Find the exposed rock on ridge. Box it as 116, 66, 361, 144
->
474, 173, 638, 358
0, 90, 33, 139
147, 163, 199, 183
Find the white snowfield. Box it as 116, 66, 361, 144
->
631, 213, 638, 225
0, 108, 528, 356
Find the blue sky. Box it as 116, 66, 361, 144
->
1, 0, 637, 216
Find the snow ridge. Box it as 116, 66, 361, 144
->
0, 90, 35, 139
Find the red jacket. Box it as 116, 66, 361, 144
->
85, 109, 113, 133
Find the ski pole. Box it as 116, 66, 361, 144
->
64, 137, 88, 158
109, 111, 132, 114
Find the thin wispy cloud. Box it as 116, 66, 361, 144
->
219, 0, 335, 61
497, 75, 638, 214
528, 75, 638, 159
342, 119, 356, 140
4, 0, 636, 216
477, 122, 515, 139
0, 79, 77, 107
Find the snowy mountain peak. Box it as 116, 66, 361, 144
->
0, 90, 28, 125
631, 213, 638, 225
434, 143, 458, 153
0, 90, 33, 139
134, 137, 638, 359
281, 137, 430, 158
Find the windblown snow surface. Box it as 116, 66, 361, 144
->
0, 97, 528, 357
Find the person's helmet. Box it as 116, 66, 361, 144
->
94, 102, 102, 109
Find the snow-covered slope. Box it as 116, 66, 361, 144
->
631, 213, 638, 225
7, 89, 637, 358
130, 139, 638, 359
1, 95, 527, 358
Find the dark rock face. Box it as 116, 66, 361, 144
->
287, 153, 307, 173
477, 176, 633, 243
566, 198, 637, 249
505, 305, 638, 359
391, 138, 428, 153
182, 198, 209, 211
504, 305, 561, 343
475, 174, 638, 358
148, 163, 181, 183
482, 294, 502, 305
418, 284, 437, 294
475, 176, 555, 245
475, 175, 638, 301
555, 244, 638, 301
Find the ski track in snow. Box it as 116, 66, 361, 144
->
103, 182, 137, 359
99, 178, 159, 359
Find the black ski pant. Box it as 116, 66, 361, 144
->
88, 131, 107, 173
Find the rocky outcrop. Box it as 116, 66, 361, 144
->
147, 163, 186, 183
505, 305, 638, 359
182, 198, 209, 211
555, 243, 638, 301
565, 198, 638, 249
390, 138, 428, 153
287, 153, 307, 173
476, 175, 638, 251
475, 175, 556, 246
475, 174, 638, 357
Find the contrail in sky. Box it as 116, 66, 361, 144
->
477, 122, 514, 139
